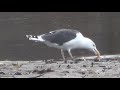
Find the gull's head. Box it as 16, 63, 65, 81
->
83, 37, 100, 58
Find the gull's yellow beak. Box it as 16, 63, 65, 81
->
94, 48, 100, 58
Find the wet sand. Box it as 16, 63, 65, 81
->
0, 54, 120, 78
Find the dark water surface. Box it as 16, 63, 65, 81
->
0, 12, 120, 61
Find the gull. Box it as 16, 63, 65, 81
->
26, 29, 100, 63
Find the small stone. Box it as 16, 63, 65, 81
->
0, 72, 5, 74
91, 62, 94, 67
99, 65, 106, 67
62, 71, 69, 73
70, 61, 74, 64
58, 65, 61, 68
83, 65, 86, 67
32, 68, 54, 74
14, 72, 22, 75
81, 72, 85, 75
67, 65, 71, 69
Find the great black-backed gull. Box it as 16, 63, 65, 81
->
26, 29, 100, 63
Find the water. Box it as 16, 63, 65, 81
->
0, 12, 120, 61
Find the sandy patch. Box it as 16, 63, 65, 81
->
0, 55, 120, 78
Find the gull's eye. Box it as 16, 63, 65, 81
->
93, 44, 96, 47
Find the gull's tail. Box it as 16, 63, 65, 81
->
26, 34, 45, 42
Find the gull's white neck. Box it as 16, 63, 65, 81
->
75, 32, 93, 49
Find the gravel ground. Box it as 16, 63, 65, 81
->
0, 55, 120, 78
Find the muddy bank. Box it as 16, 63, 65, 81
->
0, 55, 120, 78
